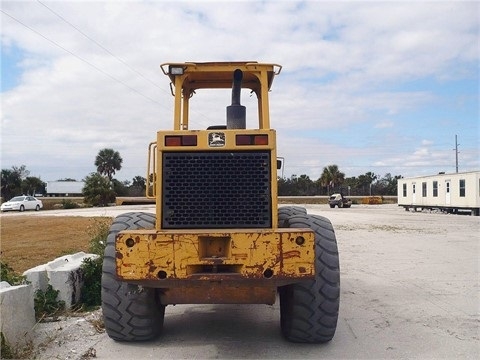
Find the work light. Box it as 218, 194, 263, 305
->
169, 66, 184, 75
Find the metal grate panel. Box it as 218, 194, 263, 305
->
162, 151, 271, 228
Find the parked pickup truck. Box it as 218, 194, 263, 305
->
328, 193, 352, 208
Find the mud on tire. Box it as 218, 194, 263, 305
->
279, 214, 340, 343
101, 212, 165, 341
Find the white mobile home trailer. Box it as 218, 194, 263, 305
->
397, 171, 480, 216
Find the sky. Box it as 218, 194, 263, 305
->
1, 0, 479, 183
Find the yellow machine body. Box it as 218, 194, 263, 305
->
115, 62, 315, 305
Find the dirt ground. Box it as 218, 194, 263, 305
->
0, 216, 112, 273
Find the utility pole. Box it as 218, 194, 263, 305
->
454, 135, 459, 173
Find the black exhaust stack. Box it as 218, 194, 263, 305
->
226, 69, 246, 129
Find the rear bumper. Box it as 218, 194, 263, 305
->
115, 228, 315, 286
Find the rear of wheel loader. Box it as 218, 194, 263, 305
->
101, 62, 340, 343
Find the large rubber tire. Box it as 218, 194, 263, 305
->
101, 212, 165, 341
278, 206, 307, 227
279, 214, 340, 343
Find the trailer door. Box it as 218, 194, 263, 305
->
412, 182, 416, 204
445, 180, 451, 205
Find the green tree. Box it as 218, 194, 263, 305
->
12, 165, 30, 180
94, 148, 123, 181
112, 179, 130, 197
343, 176, 361, 196
295, 174, 316, 195
21, 176, 46, 195
82, 173, 115, 206
277, 176, 292, 196
318, 165, 345, 194
129, 176, 146, 196
373, 173, 402, 195
1, 166, 25, 200
357, 172, 378, 195
278, 174, 315, 196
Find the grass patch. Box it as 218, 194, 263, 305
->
61, 199, 81, 209
80, 217, 109, 308
0, 333, 34, 360
80, 257, 103, 308
1, 216, 112, 273
34, 285, 66, 320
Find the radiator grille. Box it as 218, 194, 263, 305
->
162, 151, 271, 228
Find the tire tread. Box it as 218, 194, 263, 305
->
101, 212, 165, 342
279, 214, 340, 343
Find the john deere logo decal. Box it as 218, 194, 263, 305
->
208, 132, 225, 147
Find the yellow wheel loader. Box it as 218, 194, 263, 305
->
101, 62, 340, 343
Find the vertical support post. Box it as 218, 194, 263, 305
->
182, 92, 190, 130
173, 76, 183, 130
259, 70, 270, 129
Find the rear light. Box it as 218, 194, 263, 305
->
165, 135, 197, 146
236, 134, 268, 146
254, 135, 268, 145
165, 136, 181, 146
235, 135, 251, 145
182, 135, 198, 146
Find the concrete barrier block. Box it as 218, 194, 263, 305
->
23, 252, 99, 309
0, 281, 11, 290
23, 264, 49, 293
45, 252, 99, 308
0, 282, 36, 348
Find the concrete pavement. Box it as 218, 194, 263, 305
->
28, 204, 480, 359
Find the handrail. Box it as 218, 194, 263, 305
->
146, 141, 157, 199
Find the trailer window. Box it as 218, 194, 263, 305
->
402, 183, 407, 197
412, 184, 415, 194
422, 182, 427, 197
459, 179, 465, 197
433, 181, 438, 197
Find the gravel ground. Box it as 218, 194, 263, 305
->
31, 310, 104, 360
26, 204, 480, 359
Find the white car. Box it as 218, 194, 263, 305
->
1, 196, 43, 212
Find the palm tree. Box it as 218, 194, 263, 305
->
95, 148, 123, 181
319, 164, 345, 194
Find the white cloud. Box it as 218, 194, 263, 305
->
1, 0, 478, 181
374, 121, 394, 129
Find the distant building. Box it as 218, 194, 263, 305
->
46, 181, 85, 197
